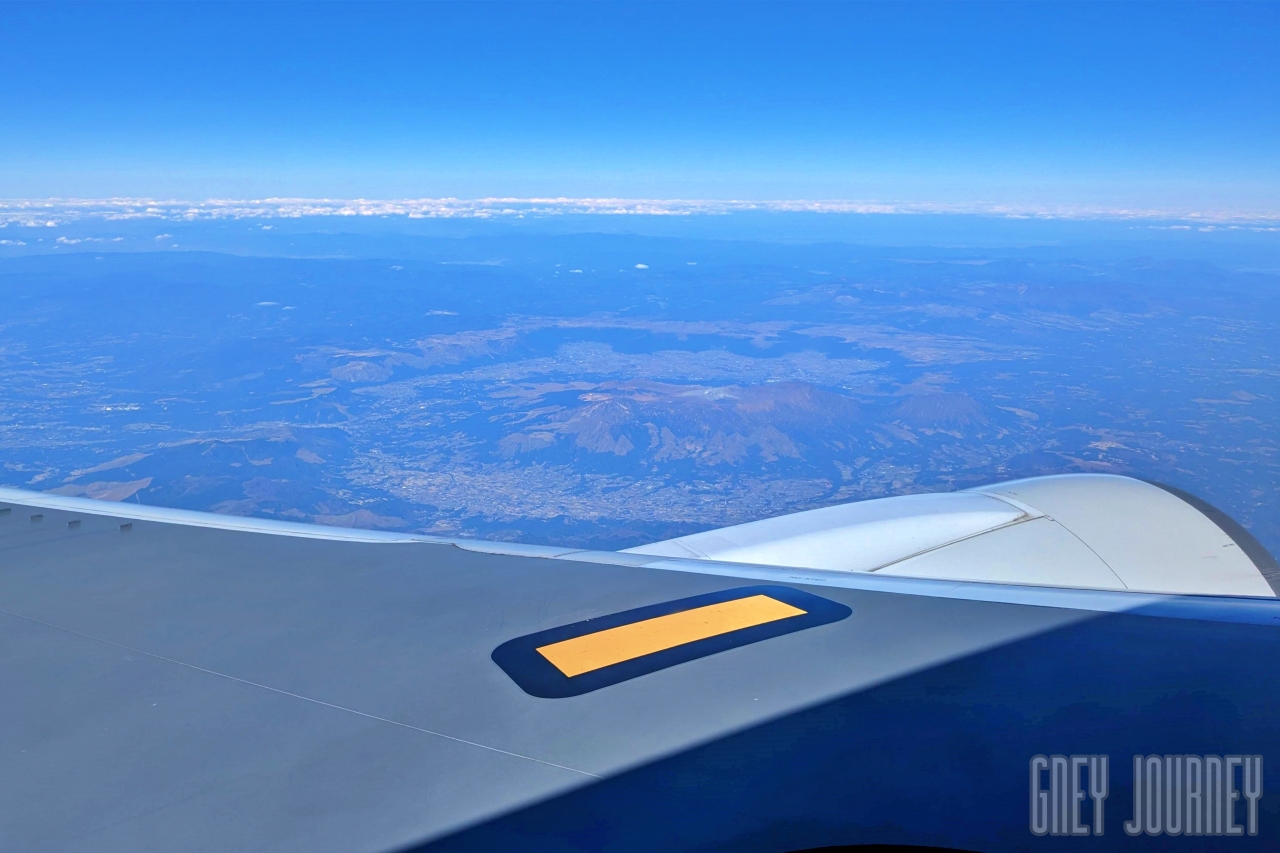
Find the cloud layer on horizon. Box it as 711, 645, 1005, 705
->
1, 197, 1278, 228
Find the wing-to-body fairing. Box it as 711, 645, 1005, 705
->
1, 474, 1277, 851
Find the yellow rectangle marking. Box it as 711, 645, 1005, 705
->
536, 594, 807, 677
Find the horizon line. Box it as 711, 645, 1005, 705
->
2, 197, 1279, 228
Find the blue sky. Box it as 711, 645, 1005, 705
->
2, 1, 1277, 214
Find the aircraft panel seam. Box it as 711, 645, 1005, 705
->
0, 607, 601, 781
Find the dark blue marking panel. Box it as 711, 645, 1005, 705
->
492, 585, 853, 698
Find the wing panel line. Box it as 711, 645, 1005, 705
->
0, 607, 601, 780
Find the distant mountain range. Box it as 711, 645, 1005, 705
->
2, 231, 1276, 553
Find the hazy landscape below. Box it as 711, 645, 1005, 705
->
2, 215, 1277, 554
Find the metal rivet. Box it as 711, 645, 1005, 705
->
30, 513, 43, 521
68, 519, 81, 528
120, 522, 133, 531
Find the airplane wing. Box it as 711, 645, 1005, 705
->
2, 475, 1277, 852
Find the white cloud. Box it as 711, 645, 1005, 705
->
155, 233, 172, 240
56, 235, 124, 244
0, 197, 1275, 227
634, 263, 649, 269
0, 239, 25, 246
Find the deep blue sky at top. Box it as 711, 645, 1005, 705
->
2, 1, 1277, 212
